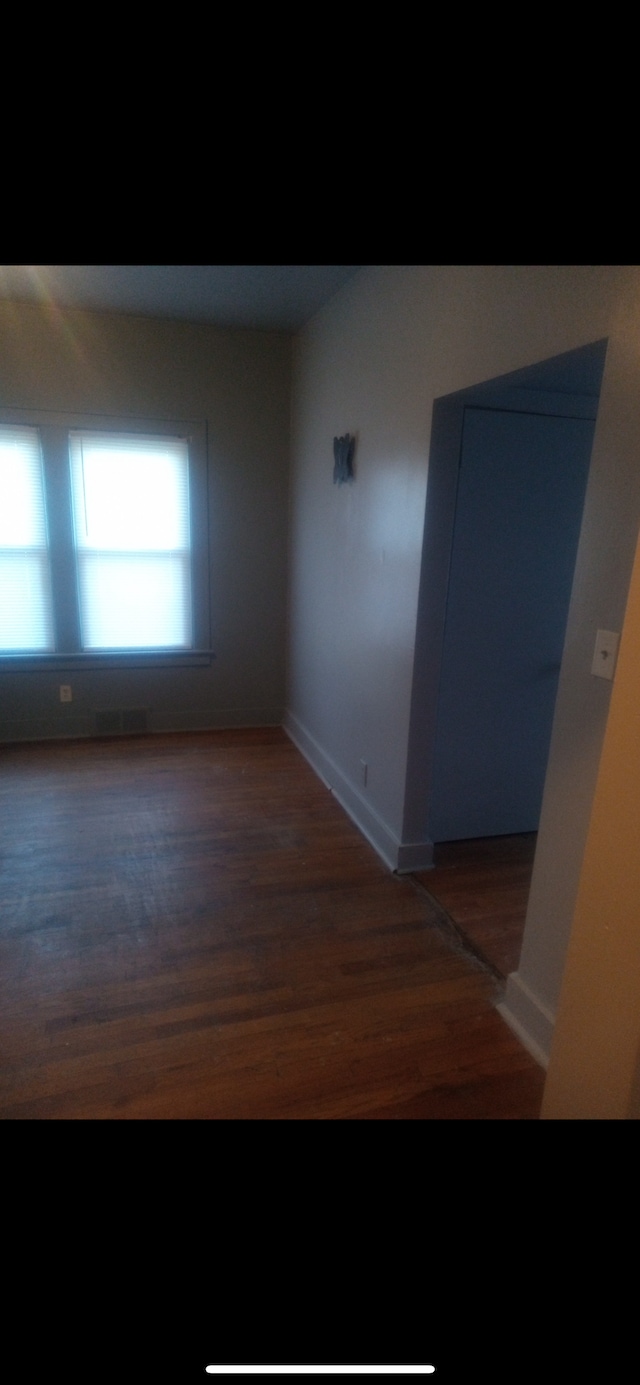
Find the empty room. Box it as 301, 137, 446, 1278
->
2, 265, 640, 1120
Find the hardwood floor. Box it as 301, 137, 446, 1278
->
0, 729, 545, 1119
412, 833, 537, 979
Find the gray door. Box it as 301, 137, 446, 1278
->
428, 407, 594, 841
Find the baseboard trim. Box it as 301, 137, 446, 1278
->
496, 971, 555, 1069
396, 840, 435, 872
284, 711, 408, 871
0, 706, 284, 744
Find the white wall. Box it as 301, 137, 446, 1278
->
541, 519, 640, 1117
286, 264, 640, 1063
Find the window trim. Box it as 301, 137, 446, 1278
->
0, 406, 212, 671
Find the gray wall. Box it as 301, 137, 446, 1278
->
0, 301, 292, 738
285, 265, 640, 1063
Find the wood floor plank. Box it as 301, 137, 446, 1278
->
412, 832, 537, 977
0, 729, 544, 1118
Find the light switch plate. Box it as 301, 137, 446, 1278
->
591, 629, 619, 680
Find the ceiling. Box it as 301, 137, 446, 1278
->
0, 265, 363, 332
0, 267, 606, 396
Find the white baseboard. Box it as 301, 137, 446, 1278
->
284, 710, 414, 871
396, 840, 435, 872
496, 971, 555, 1069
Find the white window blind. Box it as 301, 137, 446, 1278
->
69, 431, 193, 650
0, 424, 55, 651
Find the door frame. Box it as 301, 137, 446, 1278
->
399, 340, 607, 869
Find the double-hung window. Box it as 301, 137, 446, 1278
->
69, 431, 192, 651
0, 411, 209, 667
0, 424, 55, 652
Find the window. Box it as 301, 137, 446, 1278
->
0, 425, 55, 652
69, 432, 192, 650
0, 410, 209, 667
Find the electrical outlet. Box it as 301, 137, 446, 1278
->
59, 685, 72, 703
591, 630, 619, 680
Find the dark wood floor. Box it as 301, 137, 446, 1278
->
0, 728, 545, 1119
412, 832, 537, 979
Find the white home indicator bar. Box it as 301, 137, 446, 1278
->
205, 1370, 436, 1376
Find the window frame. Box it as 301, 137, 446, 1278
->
0, 406, 211, 671
0, 421, 56, 653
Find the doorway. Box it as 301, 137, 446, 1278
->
403, 340, 608, 976
428, 405, 596, 840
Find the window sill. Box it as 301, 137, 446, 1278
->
0, 650, 215, 672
